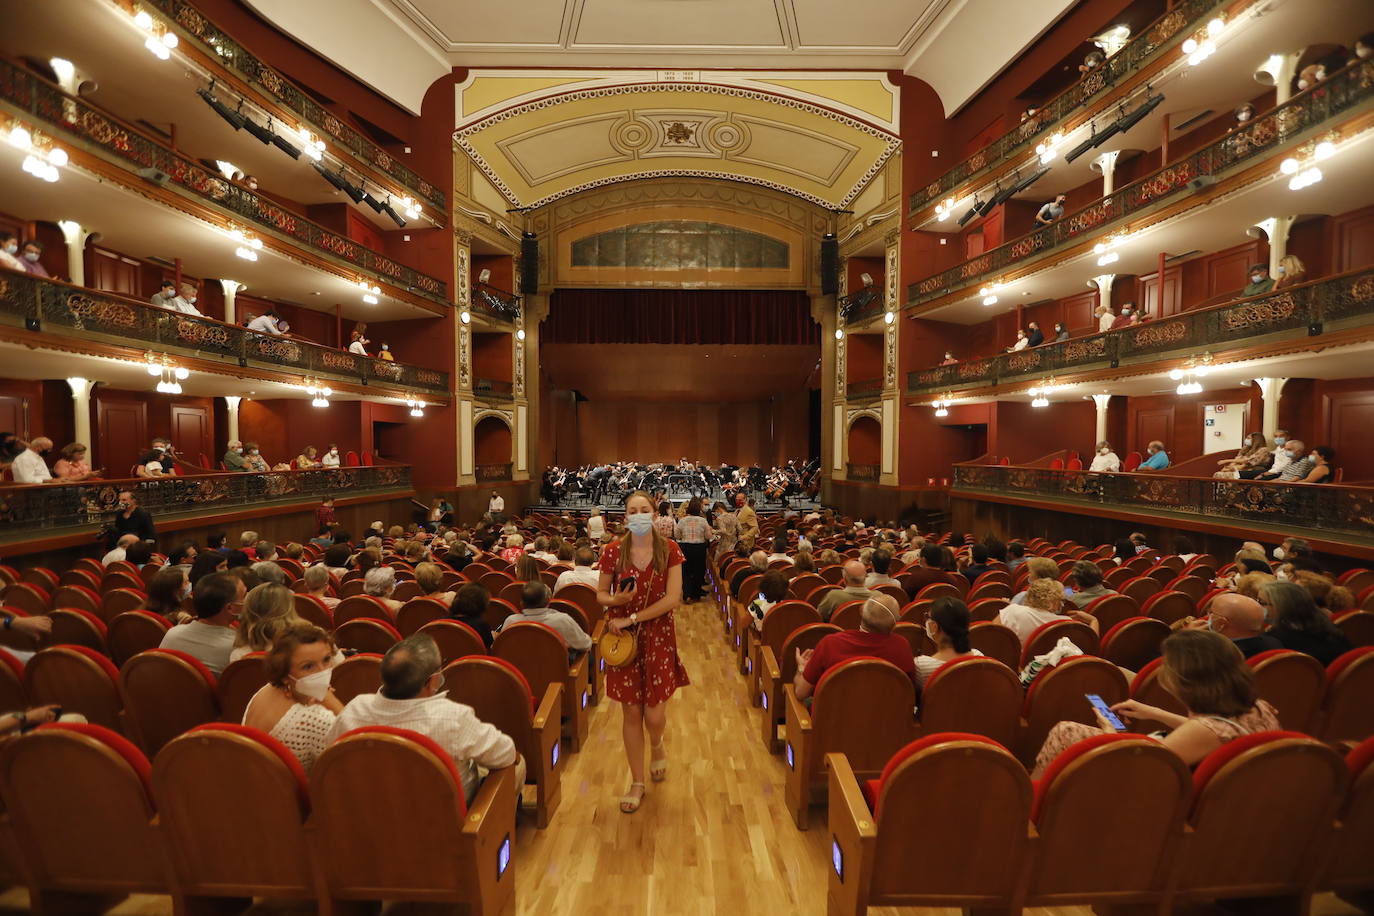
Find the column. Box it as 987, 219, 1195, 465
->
1254, 377, 1288, 438
1091, 274, 1116, 313
219, 279, 244, 325
455, 232, 474, 484
56, 221, 92, 288
223, 395, 241, 445
1092, 393, 1112, 445
1250, 217, 1295, 278
1255, 51, 1302, 105
1091, 150, 1121, 195
66, 377, 95, 464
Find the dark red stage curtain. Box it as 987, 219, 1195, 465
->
544, 289, 819, 346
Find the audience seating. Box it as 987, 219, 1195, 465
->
1323, 735, 1374, 896
0, 723, 164, 912
333, 617, 403, 655
292, 594, 333, 629
1019, 656, 1128, 765
46, 608, 108, 652
483, 597, 519, 633
1320, 647, 1374, 742
121, 649, 220, 755
759, 622, 837, 753
1140, 590, 1194, 626
334, 594, 394, 626
1100, 617, 1169, 671
153, 724, 316, 911
99, 587, 147, 622
967, 621, 1020, 669
828, 600, 865, 631
309, 727, 516, 913
1, 583, 48, 617
917, 657, 1021, 748
396, 596, 449, 636
107, 610, 172, 666
890, 621, 934, 656
1019, 619, 1100, 667
1081, 594, 1139, 632
52, 584, 100, 615
24, 645, 124, 732
749, 600, 820, 706
1128, 658, 1189, 732
445, 655, 563, 828
330, 653, 383, 703
217, 654, 270, 724
418, 619, 487, 663
1335, 609, 1374, 647
1248, 649, 1327, 733
784, 658, 916, 829
1120, 576, 1163, 605
494, 621, 589, 752
827, 735, 1032, 915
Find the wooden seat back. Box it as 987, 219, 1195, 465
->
2, 583, 48, 616
1082, 593, 1140, 632
477, 571, 515, 596
967, 622, 1021, 669
493, 621, 570, 711
1021, 656, 1128, 765
52, 584, 100, 615
788, 573, 826, 600
1324, 737, 1374, 892
484, 597, 519, 633
333, 618, 401, 655
107, 611, 172, 666
120, 649, 220, 755
919, 657, 1021, 748
808, 659, 916, 776
396, 597, 449, 636
0, 650, 25, 714
417, 619, 487, 663
99, 587, 147, 622
966, 582, 1011, 604
1334, 610, 1374, 647
1020, 619, 1101, 668
1101, 617, 1170, 671
1320, 648, 1374, 742
153, 724, 313, 902
24, 645, 124, 732
555, 582, 601, 628
333, 595, 394, 627
829, 600, 865, 630
1121, 575, 1163, 605
1247, 649, 1327, 733
759, 600, 821, 659
217, 654, 270, 724
292, 594, 333, 629
1128, 658, 1189, 732
1140, 590, 1195, 626
47, 608, 108, 652
891, 621, 935, 656
967, 597, 1005, 622
330, 653, 383, 704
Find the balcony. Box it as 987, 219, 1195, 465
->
140, 0, 445, 219
476, 463, 513, 483
904, 59, 1374, 311
472, 282, 522, 323
845, 378, 884, 401
0, 57, 448, 307
0, 464, 413, 543
951, 464, 1373, 543
907, 266, 1374, 394
0, 269, 451, 395
846, 463, 880, 483
473, 378, 514, 401
908, 0, 1223, 218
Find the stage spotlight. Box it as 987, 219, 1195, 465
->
360, 188, 386, 213
1090, 119, 1123, 149
197, 85, 245, 131
986, 183, 1017, 209
241, 115, 274, 145
1064, 130, 1098, 163
1115, 93, 1166, 133
957, 200, 982, 226
269, 129, 302, 160
312, 161, 351, 193
340, 177, 366, 204
1010, 166, 1051, 194
381, 200, 407, 228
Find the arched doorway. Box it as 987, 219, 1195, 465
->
473, 414, 512, 480
847, 415, 881, 480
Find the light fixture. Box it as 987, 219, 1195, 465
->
516, 328, 527, 341
1028, 376, 1058, 407
1097, 251, 1119, 266
198, 84, 246, 131
932, 392, 953, 418
982, 295, 998, 306
1206, 16, 1225, 36
834, 329, 844, 340
215, 160, 243, 180
460, 310, 471, 324
146, 352, 186, 393
884, 311, 895, 325
1171, 354, 1212, 395
49, 58, 75, 83
234, 246, 257, 261
1314, 140, 1336, 160
144, 35, 171, 60
1282, 135, 1336, 190
1093, 24, 1131, 57
362, 294, 378, 304
8, 126, 31, 149
406, 395, 426, 418
400, 196, 422, 220
133, 9, 153, 29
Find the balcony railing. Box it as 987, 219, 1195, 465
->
845, 378, 884, 400
472, 282, 522, 322
0, 57, 448, 306
839, 287, 883, 323
476, 463, 513, 482
905, 58, 1374, 309
0, 465, 412, 541
908, 0, 1220, 215
908, 267, 1374, 394
846, 463, 880, 482
474, 378, 514, 400
952, 465, 1374, 541
0, 269, 451, 395
141, 0, 446, 218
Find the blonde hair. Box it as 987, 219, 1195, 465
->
236, 583, 305, 650
1024, 577, 1066, 613
415, 561, 444, 594
616, 490, 670, 575
1234, 571, 1276, 600
1024, 556, 1058, 581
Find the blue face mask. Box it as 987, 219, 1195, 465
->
1274, 437, 1286, 446
626, 513, 653, 535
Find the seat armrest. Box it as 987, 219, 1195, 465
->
827, 751, 877, 912
533, 683, 563, 773
761, 645, 782, 683
461, 763, 517, 909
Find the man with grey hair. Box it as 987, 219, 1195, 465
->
250, 561, 287, 586
728, 550, 770, 597
498, 581, 592, 660
223, 440, 248, 472
1065, 560, 1117, 609
363, 566, 403, 613
816, 560, 876, 622
10, 436, 54, 484
791, 594, 915, 701
325, 634, 523, 802
101, 533, 140, 567
1189, 593, 1282, 658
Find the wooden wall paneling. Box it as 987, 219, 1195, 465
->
1335, 205, 1374, 273
170, 405, 212, 466
1323, 390, 1374, 482
0, 395, 29, 441
96, 396, 148, 476
1140, 266, 1182, 318
86, 247, 141, 297
1061, 290, 1098, 334
1133, 406, 1173, 455
1205, 241, 1262, 300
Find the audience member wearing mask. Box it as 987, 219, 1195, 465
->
1137, 440, 1170, 472
1241, 264, 1275, 297
320, 444, 342, 468
1089, 440, 1121, 473
242, 624, 343, 771
20, 240, 49, 278
913, 597, 983, 689
792, 595, 915, 703
224, 439, 249, 472
0, 232, 26, 271
1256, 439, 1313, 482
10, 437, 54, 484
150, 278, 177, 308
169, 282, 203, 316
1110, 302, 1139, 330
1239, 430, 1291, 480
242, 443, 270, 473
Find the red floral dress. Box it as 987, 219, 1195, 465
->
597, 539, 690, 706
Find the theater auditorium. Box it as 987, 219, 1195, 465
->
0, 0, 1371, 913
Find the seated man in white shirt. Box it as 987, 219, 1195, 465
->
10, 437, 54, 484
498, 582, 592, 661
102, 533, 140, 566
247, 311, 285, 335
1088, 440, 1121, 472
168, 281, 203, 316
993, 577, 1097, 648
326, 634, 524, 803
158, 572, 242, 674
863, 548, 902, 589
554, 547, 601, 593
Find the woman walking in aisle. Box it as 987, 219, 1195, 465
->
598, 490, 689, 814
674, 497, 710, 602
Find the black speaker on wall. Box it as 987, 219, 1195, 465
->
519, 232, 539, 294
820, 233, 838, 296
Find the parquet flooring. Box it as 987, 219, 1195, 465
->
0, 598, 1362, 915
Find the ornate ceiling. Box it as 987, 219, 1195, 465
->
454, 71, 901, 209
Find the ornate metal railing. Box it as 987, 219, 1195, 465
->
0, 466, 412, 540
905, 59, 1374, 308
845, 379, 884, 400
472, 283, 522, 322
474, 378, 514, 400
907, 267, 1374, 394
839, 287, 882, 323
476, 463, 513, 482
952, 465, 1374, 541
139, 0, 446, 217
908, 0, 1220, 215
0, 57, 448, 306
0, 269, 451, 394
846, 463, 880, 482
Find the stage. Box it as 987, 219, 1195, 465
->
525, 483, 822, 516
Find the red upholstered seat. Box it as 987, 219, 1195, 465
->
107, 610, 172, 666
2, 582, 49, 616
1319, 647, 1374, 742
1334, 609, 1374, 647
52, 583, 100, 615
48, 607, 109, 651
1140, 590, 1193, 625
918, 657, 1021, 749
333, 617, 402, 655
121, 649, 220, 755
1247, 649, 1326, 733
494, 620, 588, 752
1325, 736, 1374, 894
1019, 618, 1100, 668
24, 645, 124, 732
1020, 655, 1128, 766
1100, 616, 1169, 671
216, 654, 270, 724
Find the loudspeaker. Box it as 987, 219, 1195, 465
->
136, 166, 170, 187
520, 232, 539, 294
1187, 175, 1218, 192
820, 234, 838, 296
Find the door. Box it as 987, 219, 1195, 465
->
1203, 404, 1247, 454
171, 405, 212, 468
1134, 407, 1173, 456
97, 397, 148, 478
0, 395, 29, 441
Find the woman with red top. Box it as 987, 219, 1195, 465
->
597, 490, 689, 814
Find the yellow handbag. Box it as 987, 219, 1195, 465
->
599, 622, 638, 668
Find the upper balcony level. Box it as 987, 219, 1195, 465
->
0, 267, 450, 396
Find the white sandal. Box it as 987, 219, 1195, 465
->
650, 744, 668, 782
621, 782, 646, 814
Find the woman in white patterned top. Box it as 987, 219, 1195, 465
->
243, 624, 343, 771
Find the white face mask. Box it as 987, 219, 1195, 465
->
291, 664, 334, 701
925, 622, 937, 640
1276, 568, 1289, 582
23, 252, 39, 263
330, 449, 338, 455
1359, 45, 1372, 59
3, 243, 15, 255
1297, 79, 1310, 90
1237, 111, 1251, 122
1277, 266, 1286, 275
1099, 447, 1110, 455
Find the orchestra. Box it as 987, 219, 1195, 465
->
541, 457, 820, 509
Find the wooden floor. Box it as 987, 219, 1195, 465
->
0, 600, 1363, 915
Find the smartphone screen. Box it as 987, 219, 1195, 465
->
618, 576, 636, 592
1086, 693, 1125, 731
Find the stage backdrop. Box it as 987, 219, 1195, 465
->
543, 289, 818, 346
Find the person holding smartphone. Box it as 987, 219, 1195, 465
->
596, 490, 689, 815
